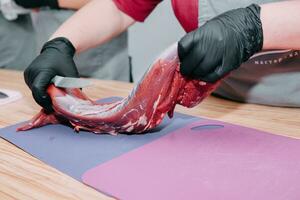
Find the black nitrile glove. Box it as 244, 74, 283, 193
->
24, 37, 79, 111
178, 4, 263, 83
14, 0, 59, 9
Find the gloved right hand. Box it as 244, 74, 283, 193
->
24, 37, 79, 111
14, 0, 59, 9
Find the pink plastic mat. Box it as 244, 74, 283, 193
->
82, 119, 300, 200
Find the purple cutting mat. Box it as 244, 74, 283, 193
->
82, 119, 300, 200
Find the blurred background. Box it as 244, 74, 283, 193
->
128, 0, 184, 81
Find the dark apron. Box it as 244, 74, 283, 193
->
0, 13, 36, 70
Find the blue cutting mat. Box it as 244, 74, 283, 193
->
0, 97, 198, 180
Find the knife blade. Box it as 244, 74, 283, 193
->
51, 76, 92, 89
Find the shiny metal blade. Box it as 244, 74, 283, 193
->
51, 76, 92, 89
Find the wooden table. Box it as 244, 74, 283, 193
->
0, 69, 299, 200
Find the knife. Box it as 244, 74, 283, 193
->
51, 76, 92, 89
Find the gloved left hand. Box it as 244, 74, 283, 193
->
14, 0, 59, 9
178, 4, 263, 83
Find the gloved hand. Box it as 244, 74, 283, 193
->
24, 37, 79, 111
178, 4, 263, 83
14, 0, 59, 9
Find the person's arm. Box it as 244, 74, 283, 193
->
23, 0, 135, 110
58, 0, 90, 10
178, 1, 300, 83
51, 0, 135, 52
261, 1, 300, 50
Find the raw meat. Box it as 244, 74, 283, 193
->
18, 44, 219, 134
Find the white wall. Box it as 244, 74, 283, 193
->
128, 0, 185, 82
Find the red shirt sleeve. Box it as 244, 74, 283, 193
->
171, 0, 198, 32
113, 0, 163, 22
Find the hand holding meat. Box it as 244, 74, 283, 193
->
24, 37, 79, 111
18, 44, 220, 134
178, 4, 263, 83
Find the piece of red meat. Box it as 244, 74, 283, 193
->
18, 44, 219, 134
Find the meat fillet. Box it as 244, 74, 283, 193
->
18, 44, 219, 134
